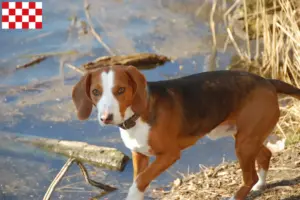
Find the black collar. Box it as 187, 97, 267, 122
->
118, 113, 140, 130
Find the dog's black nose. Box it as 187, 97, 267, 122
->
100, 113, 114, 123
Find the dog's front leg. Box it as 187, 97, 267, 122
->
132, 151, 149, 181
126, 151, 180, 200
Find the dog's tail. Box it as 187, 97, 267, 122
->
268, 79, 300, 100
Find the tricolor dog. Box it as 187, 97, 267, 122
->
72, 65, 300, 200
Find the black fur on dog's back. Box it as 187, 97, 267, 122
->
146, 70, 300, 135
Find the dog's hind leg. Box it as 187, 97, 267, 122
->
230, 88, 280, 200
232, 134, 260, 200
252, 146, 272, 191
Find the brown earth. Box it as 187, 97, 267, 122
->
157, 143, 300, 200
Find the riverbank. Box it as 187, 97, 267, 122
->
159, 143, 300, 200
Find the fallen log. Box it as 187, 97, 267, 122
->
0, 134, 129, 198
82, 53, 172, 71
13, 135, 129, 172
15, 136, 129, 171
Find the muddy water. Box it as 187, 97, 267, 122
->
0, 0, 238, 199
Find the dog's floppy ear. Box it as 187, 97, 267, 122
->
72, 72, 93, 120
126, 66, 147, 114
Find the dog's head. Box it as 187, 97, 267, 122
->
72, 65, 147, 126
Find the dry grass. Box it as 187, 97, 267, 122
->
159, 143, 300, 200
225, 0, 300, 145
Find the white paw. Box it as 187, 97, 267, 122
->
228, 196, 236, 200
251, 169, 267, 191
125, 182, 144, 200
251, 182, 265, 191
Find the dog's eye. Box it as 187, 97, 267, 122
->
92, 89, 101, 96
117, 87, 125, 95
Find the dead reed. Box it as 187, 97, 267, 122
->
225, 0, 300, 145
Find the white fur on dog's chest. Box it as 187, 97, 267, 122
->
119, 119, 152, 157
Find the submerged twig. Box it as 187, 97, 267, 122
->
43, 159, 117, 200
83, 0, 116, 56
76, 161, 117, 192
43, 158, 75, 200
16, 56, 48, 70
16, 50, 80, 70
21, 50, 79, 58
65, 63, 85, 74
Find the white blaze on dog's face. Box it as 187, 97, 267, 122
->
95, 69, 130, 125
71, 65, 148, 125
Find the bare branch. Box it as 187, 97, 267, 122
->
83, 0, 116, 56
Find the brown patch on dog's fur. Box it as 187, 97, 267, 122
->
72, 73, 93, 120
72, 66, 148, 120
